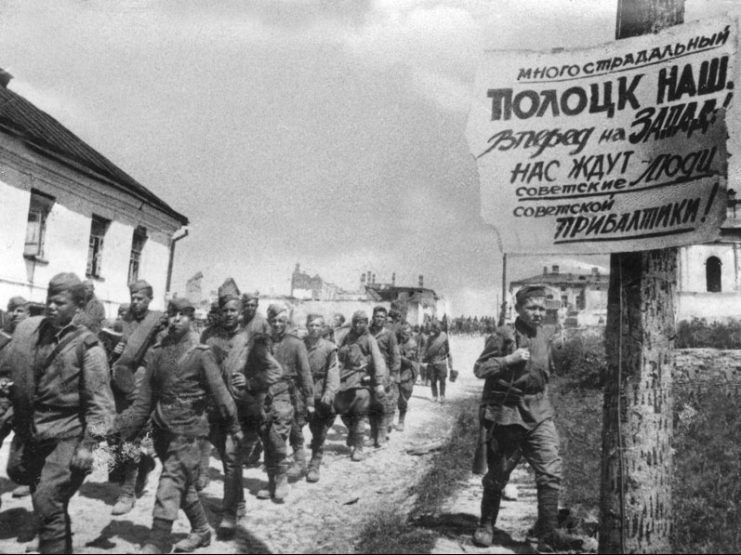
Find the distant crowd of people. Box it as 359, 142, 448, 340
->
0, 274, 455, 554
448, 315, 499, 335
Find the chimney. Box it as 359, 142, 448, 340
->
543, 266, 548, 275
392, 272, 396, 286
418, 274, 424, 287
0, 69, 13, 89
552, 265, 559, 274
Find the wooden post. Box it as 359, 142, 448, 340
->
600, 1, 684, 553
499, 252, 508, 325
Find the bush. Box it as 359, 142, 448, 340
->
676, 318, 741, 349
671, 387, 741, 553
551, 330, 606, 390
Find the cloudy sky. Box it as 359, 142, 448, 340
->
0, 0, 729, 314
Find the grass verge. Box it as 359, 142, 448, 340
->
349, 395, 480, 554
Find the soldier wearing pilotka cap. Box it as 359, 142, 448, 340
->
2, 273, 115, 554
115, 296, 242, 554
109, 279, 164, 516
472, 285, 578, 552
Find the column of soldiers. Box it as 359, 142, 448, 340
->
0, 273, 443, 554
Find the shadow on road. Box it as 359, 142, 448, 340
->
0, 506, 35, 541
85, 519, 152, 550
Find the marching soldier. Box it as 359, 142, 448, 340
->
241, 291, 270, 338
471, 286, 569, 551
115, 297, 242, 554
303, 314, 339, 482
395, 322, 419, 432
0, 296, 32, 499
2, 273, 115, 554
199, 279, 250, 536
368, 306, 399, 446
334, 311, 386, 462
109, 280, 164, 516
422, 318, 453, 403
266, 305, 314, 485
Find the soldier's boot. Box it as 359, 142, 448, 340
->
396, 411, 406, 432
273, 473, 289, 503
142, 518, 173, 554
534, 488, 583, 553
135, 455, 156, 497
173, 529, 211, 553
351, 435, 365, 462
256, 474, 275, 500
112, 461, 138, 515
12, 485, 31, 498
472, 488, 502, 547
174, 494, 211, 552
196, 441, 212, 491
306, 451, 322, 483
286, 447, 307, 481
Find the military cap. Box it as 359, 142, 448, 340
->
267, 303, 288, 319
352, 310, 369, 322
48, 273, 83, 296
242, 291, 260, 301
7, 296, 28, 311
373, 306, 388, 315
218, 278, 241, 308
129, 279, 153, 296
168, 297, 195, 314
515, 285, 547, 306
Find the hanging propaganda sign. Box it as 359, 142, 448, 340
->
466, 16, 737, 254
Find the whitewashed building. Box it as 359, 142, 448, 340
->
676, 200, 741, 322
0, 71, 188, 317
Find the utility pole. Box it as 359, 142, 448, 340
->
600, 1, 684, 553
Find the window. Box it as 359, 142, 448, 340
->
24, 190, 55, 260
706, 256, 722, 292
86, 215, 110, 278
128, 226, 147, 283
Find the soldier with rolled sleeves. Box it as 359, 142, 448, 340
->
395, 322, 419, 432
266, 304, 315, 484
115, 297, 243, 554
109, 279, 164, 516
422, 318, 453, 403
334, 310, 386, 462
2, 273, 115, 554
199, 279, 251, 536
471, 285, 569, 552
303, 314, 339, 483
369, 306, 399, 446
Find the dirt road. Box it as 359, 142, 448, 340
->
0, 336, 545, 554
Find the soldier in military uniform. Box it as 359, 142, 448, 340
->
422, 318, 453, 403
0, 296, 32, 500
115, 297, 242, 554
74, 279, 106, 334
199, 279, 250, 536
369, 306, 399, 446
471, 286, 566, 551
334, 311, 386, 462
395, 322, 419, 432
266, 305, 314, 487
241, 291, 270, 338
109, 279, 164, 515
303, 314, 339, 482
2, 273, 115, 554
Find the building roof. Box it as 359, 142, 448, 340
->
511, 269, 609, 289
365, 284, 438, 302
0, 82, 188, 225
